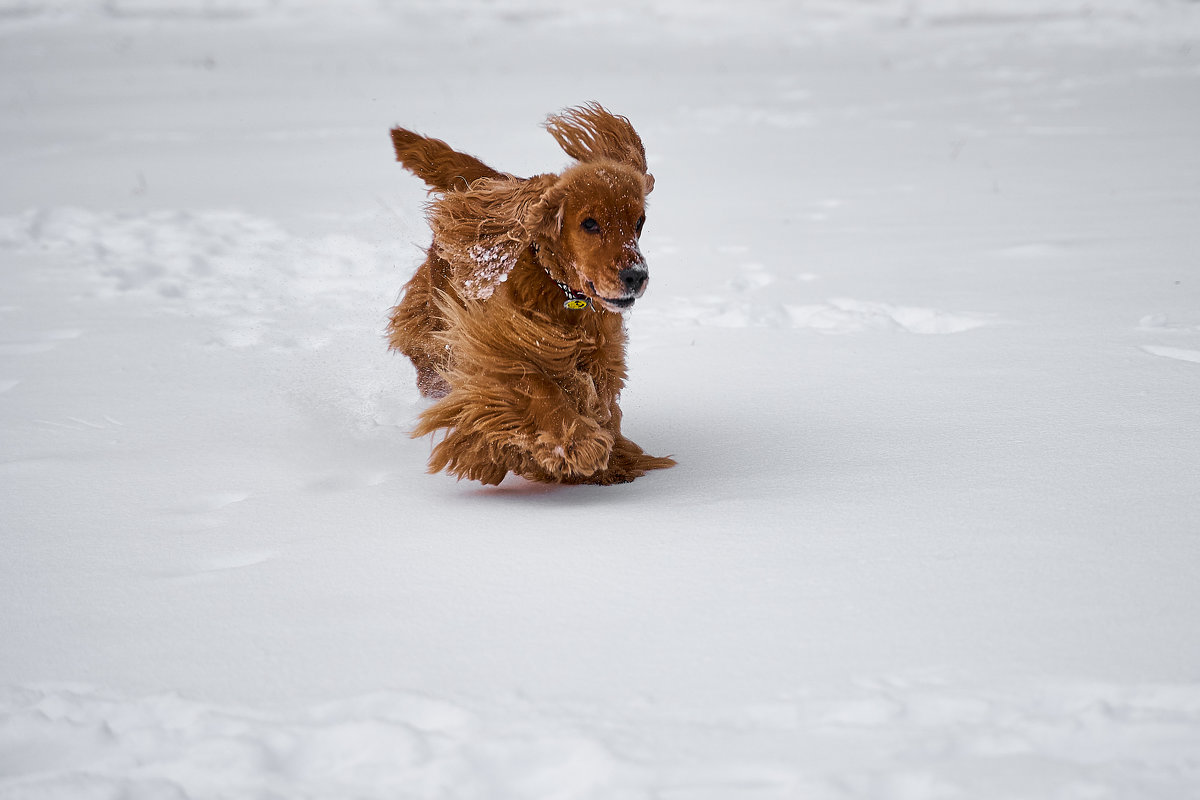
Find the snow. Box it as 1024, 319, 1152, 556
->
3, 1, 1200, 797
463, 240, 515, 299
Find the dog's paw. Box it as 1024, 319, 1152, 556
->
581, 437, 676, 485
531, 420, 614, 479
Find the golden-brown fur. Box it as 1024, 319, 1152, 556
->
387, 104, 674, 485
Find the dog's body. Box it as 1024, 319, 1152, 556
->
387, 104, 674, 485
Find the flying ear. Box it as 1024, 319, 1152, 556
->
545, 103, 652, 190
428, 174, 558, 300
390, 126, 504, 192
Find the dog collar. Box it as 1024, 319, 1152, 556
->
531, 242, 593, 311
553, 278, 593, 311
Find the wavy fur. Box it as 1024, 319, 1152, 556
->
387, 105, 673, 485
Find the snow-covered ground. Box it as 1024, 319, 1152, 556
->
3, 1, 1200, 797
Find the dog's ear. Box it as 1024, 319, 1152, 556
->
390, 127, 504, 192
429, 174, 558, 300
545, 103, 654, 193
525, 179, 569, 241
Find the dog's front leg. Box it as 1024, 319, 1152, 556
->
516, 372, 614, 480
416, 369, 611, 484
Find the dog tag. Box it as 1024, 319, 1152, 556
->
564, 298, 591, 310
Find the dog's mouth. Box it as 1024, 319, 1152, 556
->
585, 281, 638, 313
599, 295, 637, 311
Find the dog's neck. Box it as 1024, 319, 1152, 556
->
530, 242, 594, 312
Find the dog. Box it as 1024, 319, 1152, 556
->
387, 103, 674, 485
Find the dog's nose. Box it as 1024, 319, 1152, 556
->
618, 267, 648, 295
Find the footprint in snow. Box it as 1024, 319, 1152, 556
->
0, 209, 403, 348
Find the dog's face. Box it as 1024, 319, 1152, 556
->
550, 163, 651, 313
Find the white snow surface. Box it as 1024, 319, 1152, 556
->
3, 1, 1200, 797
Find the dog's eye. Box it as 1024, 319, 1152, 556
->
580, 218, 601, 234
635, 215, 645, 234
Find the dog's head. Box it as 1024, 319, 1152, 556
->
533, 161, 651, 312
532, 104, 654, 312
431, 104, 655, 310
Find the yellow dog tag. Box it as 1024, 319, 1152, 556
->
565, 298, 591, 310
